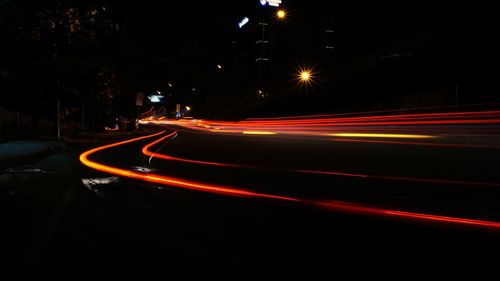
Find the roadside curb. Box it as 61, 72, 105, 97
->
0, 141, 67, 170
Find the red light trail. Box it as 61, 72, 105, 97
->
140, 110, 500, 139
80, 122, 500, 230
139, 128, 500, 188
80, 131, 298, 201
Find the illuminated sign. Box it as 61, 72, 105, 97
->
260, 0, 282, 7
148, 95, 164, 103
238, 17, 249, 28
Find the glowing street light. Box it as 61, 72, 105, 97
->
296, 66, 315, 86
300, 71, 311, 81
217, 64, 223, 69
186, 106, 191, 112
277, 9, 286, 19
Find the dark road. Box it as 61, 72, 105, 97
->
3, 111, 500, 280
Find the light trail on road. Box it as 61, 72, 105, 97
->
80, 120, 500, 230
140, 110, 500, 139
142, 137, 500, 187
138, 119, 500, 188
80, 131, 298, 201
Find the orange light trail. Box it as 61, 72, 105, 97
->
140, 110, 500, 139
79, 131, 500, 230
142, 132, 241, 168
242, 110, 500, 125
80, 131, 298, 201
316, 201, 500, 229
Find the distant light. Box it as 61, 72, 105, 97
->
148, 95, 164, 103
260, 0, 282, 7
269, 0, 282, 7
217, 64, 223, 69
329, 133, 436, 139
192, 88, 196, 92
186, 106, 191, 111
157, 91, 161, 95
104, 124, 119, 131
168, 83, 173, 87
257, 89, 267, 98
277, 10, 286, 19
238, 17, 250, 29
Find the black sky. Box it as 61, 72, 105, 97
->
1, 0, 499, 117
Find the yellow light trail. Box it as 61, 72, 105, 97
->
242, 131, 277, 135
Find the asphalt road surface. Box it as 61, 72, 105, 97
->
4, 111, 500, 279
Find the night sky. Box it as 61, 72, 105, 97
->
1, 0, 499, 118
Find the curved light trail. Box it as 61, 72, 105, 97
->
80, 131, 298, 201
140, 130, 500, 188
142, 131, 244, 168
80, 128, 500, 230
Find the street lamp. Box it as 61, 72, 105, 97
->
276, 9, 286, 19
300, 71, 311, 81
257, 0, 284, 96
296, 67, 315, 86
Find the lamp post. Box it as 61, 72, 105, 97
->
256, 1, 286, 96
256, 18, 269, 91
